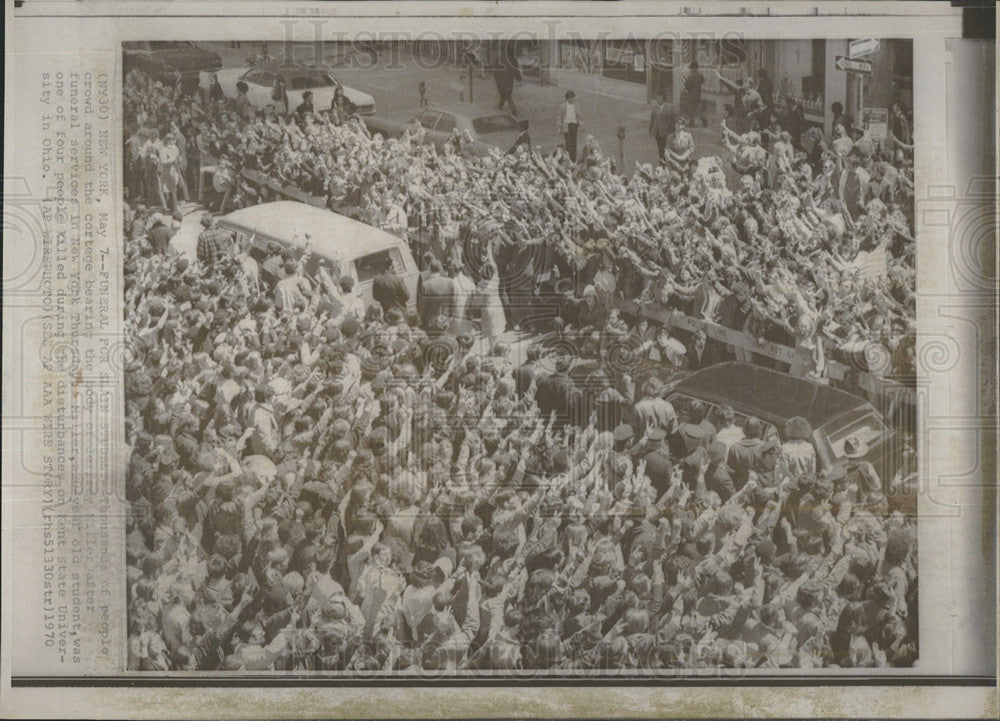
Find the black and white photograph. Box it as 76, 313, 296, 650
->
119, 34, 922, 674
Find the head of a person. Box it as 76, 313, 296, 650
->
236, 81, 248, 94
687, 400, 707, 425
565, 90, 575, 102
743, 416, 763, 440
783, 416, 813, 443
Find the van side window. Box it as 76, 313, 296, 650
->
303, 254, 341, 283
354, 249, 396, 283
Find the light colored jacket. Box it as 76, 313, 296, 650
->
558, 101, 581, 131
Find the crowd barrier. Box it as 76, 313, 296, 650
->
612, 296, 916, 425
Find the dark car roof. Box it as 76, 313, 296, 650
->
670, 362, 868, 429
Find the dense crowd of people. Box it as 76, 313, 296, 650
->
125, 64, 916, 381
124, 62, 918, 672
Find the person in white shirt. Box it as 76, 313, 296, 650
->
235, 235, 259, 295
713, 405, 746, 451
558, 91, 581, 161
383, 193, 409, 237
275, 260, 310, 313
633, 394, 676, 434
335, 275, 367, 322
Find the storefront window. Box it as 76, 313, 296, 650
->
603, 39, 646, 84
558, 39, 602, 75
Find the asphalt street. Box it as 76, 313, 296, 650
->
203, 41, 733, 171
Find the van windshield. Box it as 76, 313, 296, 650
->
354, 249, 400, 282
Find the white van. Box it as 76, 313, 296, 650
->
217, 200, 418, 311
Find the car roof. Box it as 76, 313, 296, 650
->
669, 362, 869, 429
218, 201, 404, 261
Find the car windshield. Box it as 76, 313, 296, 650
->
472, 115, 521, 134
820, 408, 886, 460
666, 392, 779, 442
149, 42, 196, 51
288, 72, 338, 90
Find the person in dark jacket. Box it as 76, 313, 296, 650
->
494, 64, 519, 116
671, 400, 716, 457
680, 63, 706, 128
682, 441, 736, 501
648, 97, 675, 163
206, 73, 225, 104
418, 259, 456, 328
638, 427, 674, 496
516, 345, 542, 398
727, 417, 770, 490
147, 212, 175, 255
371, 255, 410, 314
294, 90, 315, 119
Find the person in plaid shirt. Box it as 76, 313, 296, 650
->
197, 214, 233, 267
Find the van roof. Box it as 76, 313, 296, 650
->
218, 201, 403, 261
670, 362, 868, 429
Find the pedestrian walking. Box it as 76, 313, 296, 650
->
649, 96, 675, 163
680, 62, 706, 128
558, 91, 581, 162
494, 64, 519, 116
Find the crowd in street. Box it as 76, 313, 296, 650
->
123, 64, 918, 672
125, 65, 916, 381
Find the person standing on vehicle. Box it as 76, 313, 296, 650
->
558, 91, 581, 162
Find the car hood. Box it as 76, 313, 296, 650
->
340, 86, 375, 108
474, 129, 526, 153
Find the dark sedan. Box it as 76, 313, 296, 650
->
666, 362, 904, 486
124, 41, 223, 87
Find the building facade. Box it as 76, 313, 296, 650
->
538, 37, 912, 136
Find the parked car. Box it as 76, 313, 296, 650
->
123, 41, 223, 87
365, 106, 525, 156
199, 65, 375, 115
666, 362, 904, 486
